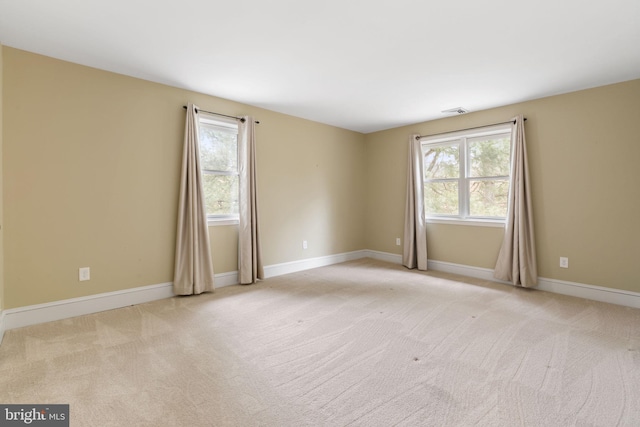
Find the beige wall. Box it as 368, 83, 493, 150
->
365, 79, 640, 293
3, 45, 639, 309
3, 47, 366, 309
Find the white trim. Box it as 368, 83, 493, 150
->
263, 250, 367, 278
363, 250, 403, 265
4, 282, 175, 331
208, 218, 239, 227
0, 252, 368, 333
535, 277, 640, 309
364, 251, 640, 309
215, 271, 239, 288
426, 259, 508, 283
425, 256, 640, 309
426, 218, 505, 228
0, 310, 5, 345
198, 114, 238, 129
2, 269, 243, 332
4, 250, 638, 337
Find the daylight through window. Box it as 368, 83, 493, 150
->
421, 125, 512, 223
198, 115, 239, 222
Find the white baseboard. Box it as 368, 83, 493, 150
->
535, 277, 640, 309
426, 259, 510, 283
3, 282, 175, 331
2, 269, 243, 333
408, 255, 640, 309
362, 250, 640, 309
0, 251, 368, 334
215, 271, 239, 288
3, 249, 638, 339
263, 250, 367, 278
0, 310, 5, 344
364, 249, 403, 265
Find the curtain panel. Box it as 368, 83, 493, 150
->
403, 134, 428, 270
494, 114, 538, 286
173, 103, 215, 295
238, 116, 264, 284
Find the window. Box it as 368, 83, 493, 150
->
422, 125, 511, 225
198, 115, 239, 224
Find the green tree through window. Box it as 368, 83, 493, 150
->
422, 127, 511, 221
198, 117, 239, 219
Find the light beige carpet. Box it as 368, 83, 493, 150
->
1, 258, 639, 426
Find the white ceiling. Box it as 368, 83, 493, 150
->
1, 0, 639, 133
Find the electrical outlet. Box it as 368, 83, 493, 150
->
559, 257, 569, 269
302, 240, 308, 250
79, 267, 91, 281
396, 238, 401, 246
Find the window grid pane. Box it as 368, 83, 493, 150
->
422, 128, 511, 222
468, 179, 509, 217
202, 174, 239, 216
423, 144, 459, 180
198, 117, 239, 218
199, 125, 238, 173
424, 181, 459, 215
468, 136, 510, 178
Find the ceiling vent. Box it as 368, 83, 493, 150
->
442, 107, 468, 115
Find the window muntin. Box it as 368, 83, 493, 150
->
198, 116, 239, 221
421, 126, 511, 223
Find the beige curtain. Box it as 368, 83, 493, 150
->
403, 134, 428, 270
173, 103, 215, 295
238, 116, 264, 284
494, 114, 537, 286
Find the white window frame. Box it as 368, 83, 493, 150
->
198, 114, 239, 226
421, 124, 512, 227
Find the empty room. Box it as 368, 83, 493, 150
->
1, 1, 639, 426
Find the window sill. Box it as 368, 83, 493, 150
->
426, 218, 505, 228
207, 218, 239, 227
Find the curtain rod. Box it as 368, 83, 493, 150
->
416, 118, 526, 140
182, 105, 260, 124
